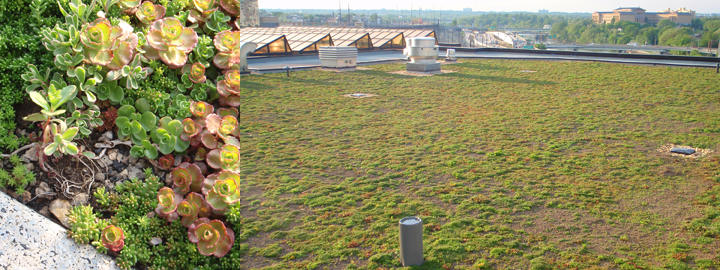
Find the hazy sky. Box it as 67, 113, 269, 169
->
260, 0, 719, 13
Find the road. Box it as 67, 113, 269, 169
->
248, 49, 720, 72
547, 44, 718, 54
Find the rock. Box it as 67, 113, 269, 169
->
92, 182, 101, 189
109, 170, 116, 177
21, 146, 39, 162
174, 155, 182, 167
9, 191, 20, 199
128, 156, 139, 164
103, 131, 113, 140
104, 180, 114, 190
96, 172, 106, 181
120, 155, 129, 165
39, 206, 49, 216
146, 211, 156, 218
165, 174, 173, 185
127, 166, 144, 180
49, 199, 72, 228
35, 182, 55, 200
22, 191, 31, 202
119, 169, 128, 177
108, 149, 118, 161
137, 161, 150, 169
24, 162, 34, 172
18, 128, 27, 136
149, 237, 162, 246
72, 193, 89, 206
100, 155, 113, 167
670, 147, 695, 155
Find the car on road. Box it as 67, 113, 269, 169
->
627, 42, 638, 46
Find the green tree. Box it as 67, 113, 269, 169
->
657, 19, 677, 29
370, 13, 378, 23
452, 19, 457, 26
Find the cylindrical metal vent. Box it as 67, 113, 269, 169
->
398, 216, 423, 266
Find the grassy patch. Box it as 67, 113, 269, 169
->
235, 60, 720, 269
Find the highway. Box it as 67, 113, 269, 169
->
547, 44, 718, 54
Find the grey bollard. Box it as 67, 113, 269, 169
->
399, 216, 424, 266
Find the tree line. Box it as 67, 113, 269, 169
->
456, 13, 720, 47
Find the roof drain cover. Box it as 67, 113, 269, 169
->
344, 93, 376, 98
670, 147, 695, 155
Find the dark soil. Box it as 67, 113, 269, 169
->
13, 97, 42, 130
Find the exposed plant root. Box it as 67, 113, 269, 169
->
0, 143, 38, 158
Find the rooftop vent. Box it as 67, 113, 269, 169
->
403, 37, 441, 73
319, 46, 358, 69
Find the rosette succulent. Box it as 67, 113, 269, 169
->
189, 0, 217, 24
217, 70, 241, 107
184, 62, 207, 84
101, 225, 125, 252
135, 1, 166, 24
177, 192, 212, 227
188, 218, 235, 257
190, 101, 214, 119
202, 170, 241, 211
155, 187, 182, 221
80, 18, 138, 70
218, 0, 239, 16
119, 0, 142, 11
144, 18, 198, 69
172, 162, 205, 194
207, 144, 239, 172
213, 31, 242, 69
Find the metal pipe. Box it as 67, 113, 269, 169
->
398, 216, 423, 266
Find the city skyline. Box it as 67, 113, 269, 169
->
260, 0, 720, 14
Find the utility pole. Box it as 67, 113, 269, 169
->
339, 0, 342, 25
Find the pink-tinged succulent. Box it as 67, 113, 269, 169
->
190, 101, 214, 118
213, 31, 243, 69
182, 62, 207, 84
155, 187, 182, 221
172, 162, 205, 194
136, 1, 166, 24
159, 154, 174, 169
217, 70, 241, 106
119, 0, 142, 11
218, 115, 238, 137
143, 18, 198, 69
202, 170, 241, 210
189, 0, 217, 24
188, 218, 235, 257
217, 108, 239, 118
201, 130, 218, 149
195, 162, 208, 175
101, 225, 125, 252
79, 18, 138, 70
207, 144, 240, 172
180, 162, 205, 193
177, 192, 212, 227
218, 0, 239, 16
195, 148, 208, 161
180, 118, 202, 141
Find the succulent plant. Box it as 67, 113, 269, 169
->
216, 70, 241, 107
106, 54, 153, 90
185, 62, 207, 84
79, 18, 139, 70
144, 17, 198, 69
115, 105, 158, 145
171, 162, 204, 194
95, 80, 125, 104
135, 1, 166, 24
187, 218, 235, 257
188, 0, 217, 23
118, 0, 142, 11
213, 31, 243, 70
159, 154, 174, 169
151, 116, 189, 155
177, 192, 212, 227
207, 144, 239, 172
44, 123, 81, 156
190, 101, 214, 119
130, 139, 159, 159
202, 170, 241, 211
155, 187, 182, 222
180, 118, 202, 141
65, 105, 103, 136
218, 0, 239, 16
101, 225, 125, 252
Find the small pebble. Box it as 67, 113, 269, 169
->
96, 173, 106, 181
149, 237, 162, 246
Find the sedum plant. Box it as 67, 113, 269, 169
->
155, 187, 181, 222
213, 31, 242, 70
201, 170, 240, 211
218, 0, 239, 16
144, 17, 198, 69
177, 192, 211, 227
216, 69, 240, 106
135, 1, 165, 24
187, 218, 234, 257
101, 225, 126, 253
79, 18, 138, 70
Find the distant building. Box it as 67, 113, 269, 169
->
543, 24, 551, 29
539, 9, 549, 14
463, 8, 472, 12
260, 17, 279, 28
238, 0, 259, 27
592, 7, 695, 25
